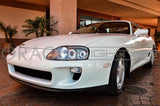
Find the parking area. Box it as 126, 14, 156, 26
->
0, 52, 160, 106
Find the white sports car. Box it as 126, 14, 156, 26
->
7, 20, 155, 95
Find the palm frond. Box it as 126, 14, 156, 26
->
0, 21, 6, 32
0, 22, 18, 42
22, 16, 58, 37
25, 31, 34, 37
7, 26, 18, 39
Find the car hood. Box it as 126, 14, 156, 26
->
21, 34, 128, 49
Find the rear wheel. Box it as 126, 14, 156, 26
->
147, 48, 155, 67
108, 52, 126, 95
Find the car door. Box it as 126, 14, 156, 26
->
130, 23, 145, 68
142, 34, 153, 61
133, 26, 151, 62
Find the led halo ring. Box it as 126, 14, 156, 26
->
79, 50, 87, 59
60, 47, 68, 59
68, 49, 77, 59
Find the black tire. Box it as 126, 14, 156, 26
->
146, 48, 155, 67
107, 51, 126, 95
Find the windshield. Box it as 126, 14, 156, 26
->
73, 22, 130, 34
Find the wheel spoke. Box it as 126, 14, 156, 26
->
117, 57, 125, 89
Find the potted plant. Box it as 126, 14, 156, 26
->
154, 31, 160, 50
0, 22, 17, 50
22, 16, 58, 38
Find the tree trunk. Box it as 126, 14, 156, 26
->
40, 31, 44, 37
36, 32, 39, 38
5, 32, 9, 43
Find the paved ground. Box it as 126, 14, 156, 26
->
0, 53, 160, 106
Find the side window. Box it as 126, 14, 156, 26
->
132, 24, 139, 34
97, 22, 130, 34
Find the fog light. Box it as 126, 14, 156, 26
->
70, 67, 82, 73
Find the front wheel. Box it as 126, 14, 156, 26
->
107, 52, 126, 95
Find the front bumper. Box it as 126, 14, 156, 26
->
10, 75, 107, 92
7, 54, 113, 90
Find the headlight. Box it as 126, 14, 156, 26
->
46, 46, 89, 60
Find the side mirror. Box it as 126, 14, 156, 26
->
69, 32, 73, 35
134, 29, 148, 37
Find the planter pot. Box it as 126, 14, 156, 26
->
3, 42, 12, 52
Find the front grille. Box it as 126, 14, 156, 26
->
14, 66, 52, 80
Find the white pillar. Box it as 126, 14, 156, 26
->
50, 0, 77, 35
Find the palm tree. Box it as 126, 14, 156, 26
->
0, 21, 9, 42
8, 26, 18, 43
0, 22, 17, 43
0, 22, 17, 51
22, 16, 58, 38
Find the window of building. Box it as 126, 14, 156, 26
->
79, 15, 109, 28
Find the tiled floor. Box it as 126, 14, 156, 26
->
1, 53, 160, 106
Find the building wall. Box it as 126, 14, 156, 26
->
0, 5, 45, 39
50, 0, 77, 35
